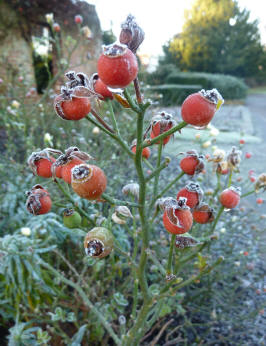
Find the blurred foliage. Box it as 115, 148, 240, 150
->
161, 0, 266, 82
102, 29, 116, 45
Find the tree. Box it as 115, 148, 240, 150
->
162, 0, 266, 78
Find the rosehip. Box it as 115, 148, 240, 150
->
53, 23, 61, 32
92, 74, 113, 100
256, 198, 263, 205
149, 112, 176, 145
27, 149, 62, 178
54, 95, 91, 120
162, 197, 193, 235
74, 15, 83, 24
61, 158, 84, 184
179, 150, 204, 175
131, 139, 151, 159
239, 139, 245, 145
71, 163, 107, 200
84, 227, 114, 258
181, 89, 223, 127
63, 209, 82, 228
245, 152, 252, 159
219, 187, 241, 209
193, 204, 214, 224
176, 182, 203, 209
97, 43, 138, 88
26, 185, 52, 215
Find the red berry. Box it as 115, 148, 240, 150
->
71, 164, 107, 200
179, 151, 204, 175
56, 96, 91, 121
250, 176, 256, 183
61, 158, 84, 184
163, 209, 193, 234
181, 90, 221, 127
193, 204, 214, 224
53, 23, 61, 32
150, 112, 175, 145
220, 187, 240, 209
245, 152, 252, 159
176, 182, 203, 209
256, 198, 263, 205
26, 185, 52, 215
239, 139, 245, 144
35, 158, 54, 178
94, 78, 113, 100
74, 15, 83, 24
243, 251, 249, 256
131, 145, 151, 159
97, 43, 138, 88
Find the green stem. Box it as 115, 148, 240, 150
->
38, 258, 121, 345
241, 190, 255, 198
145, 158, 169, 183
101, 193, 140, 207
149, 140, 163, 211
55, 180, 95, 225
107, 99, 120, 134
212, 172, 221, 199
210, 206, 224, 234
123, 88, 141, 114
156, 171, 185, 200
227, 169, 233, 187
146, 249, 166, 276
166, 234, 176, 276
143, 121, 188, 147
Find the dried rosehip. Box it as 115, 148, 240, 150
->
131, 139, 151, 159
162, 197, 193, 234
97, 43, 138, 88
176, 182, 203, 209
52, 147, 93, 184
119, 14, 144, 53
63, 209, 82, 228
179, 150, 204, 175
220, 187, 241, 209
26, 185, 52, 215
84, 227, 114, 258
71, 163, 107, 200
193, 203, 214, 224
181, 89, 223, 128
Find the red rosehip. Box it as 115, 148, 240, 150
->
239, 139, 245, 145
149, 112, 176, 145
243, 251, 249, 256
176, 182, 203, 209
61, 158, 84, 184
179, 150, 204, 175
71, 163, 107, 200
162, 197, 193, 235
54, 95, 91, 121
192, 204, 214, 224
245, 152, 252, 159
28, 150, 62, 179
131, 139, 151, 159
94, 77, 113, 100
74, 15, 83, 24
181, 89, 223, 127
53, 23, 61, 32
256, 198, 263, 205
97, 43, 138, 88
26, 185, 52, 215
220, 187, 241, 209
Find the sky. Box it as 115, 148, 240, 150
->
88, 0, 266, 62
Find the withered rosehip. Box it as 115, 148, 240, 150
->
192, 203, 214, 224
220, 186, 241, 209
131, 139, 151, 159
179, 150, 204, 175
162, 197, 193, 235
97, 43, 138, 88
181, 89, 223, 128
84, 227, 114, 258
149, 112, 176, 145
63, 209, 82, 228
176, 182, 203, 209
71, 163, 107, 200
26, 185, 52, 215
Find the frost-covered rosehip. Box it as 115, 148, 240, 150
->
176, 182, 203, 209
27, 148, 62, 178
161, 197, 193, 235
63, 209, 82, 228
97, 43, 138, 88
84, 227, 114, 258
91, 73, 113, 100
148, 112, 176, 145
193, 203, 214, 224
181, 89, 223, 128
179, 150, 204, 175
74, 15, 83, 24
26, 185, 52, 215
220, 186, 241, 209
71, 163, 107, 200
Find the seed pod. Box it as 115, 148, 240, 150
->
84, 227, 114, 258
71, 163, 107, 200
63, 209, 82, 228
122, 183, 139, 199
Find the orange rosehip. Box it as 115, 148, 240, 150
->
176, 182, 203, 209
94, 76, 113, 100
220, 187, 241, 209
193, 204, 214, 224
71, 163, 107, 200
179, 150, 204, 175
97, 43, 138, 88
61, 158, 84, 184
55, 96, 91, 120
26, 185, 52, 215
149, 112, 176, 145
131, 139, 151, 159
